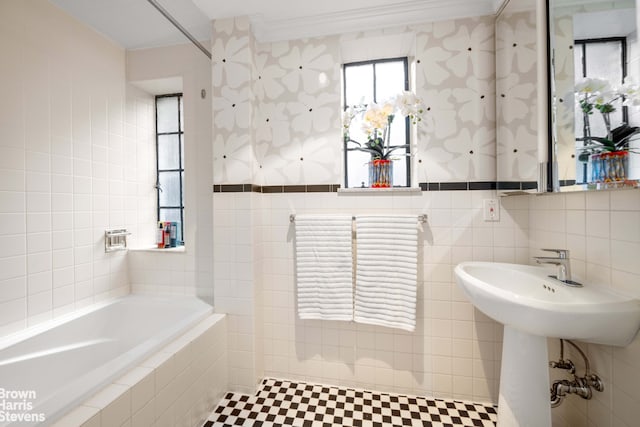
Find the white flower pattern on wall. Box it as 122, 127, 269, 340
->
257, 139, 303, 184
497, 125, 537, 179
498, 74, 535, 124
279, 43, 335, 94
415, 31, 453, 86
420, 88, 458, 139
499, 12, 537, 74
301, 135, 341, 182
213, 86, 251, 131
415, 16, 496, 182
212, 17, 255, 184
213, 132, 253, 183
212, 35, 251, 89
453, 77, 495, 125
254, 102, 291, 147
254, 53, 286, 100
442, 19, 494, 79
288, 92, 336, 134
252, 37, 341, 185
496, 10, 538, 181
212, 15, 500, 185
444, 127, 496, 180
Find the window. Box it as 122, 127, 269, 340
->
343, 57, 411, 188
155, 93, 184, 241
574, 38, 626, 184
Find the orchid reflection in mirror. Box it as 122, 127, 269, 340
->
575, 77, 640, 160
574, 77, 640, 184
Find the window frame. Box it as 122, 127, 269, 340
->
155, 93, 185, 240
342, 57, 411, 188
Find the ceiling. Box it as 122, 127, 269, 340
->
49, 0, 501, 49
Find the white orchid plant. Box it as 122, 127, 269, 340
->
342, 91, 424, 160
575, 77, 640, 161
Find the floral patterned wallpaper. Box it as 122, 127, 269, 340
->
552, 11, 578, 182
414, 17, 496, 182
212, 17, 255, 184
495, 9, 539, 182
213, 15, 501, 186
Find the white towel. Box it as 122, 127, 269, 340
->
295, 215, 354, 321
354, 215, 418, 331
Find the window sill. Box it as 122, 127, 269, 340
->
129, 246, 186, 253
338, 187, 422, 194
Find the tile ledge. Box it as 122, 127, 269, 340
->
128, 246, 186, 253
338, 187, 422, 194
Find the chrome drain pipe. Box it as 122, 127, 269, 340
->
549, 339, 603, 407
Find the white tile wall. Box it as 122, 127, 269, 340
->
0, 0, 156, 335
214, 190, 530, 404
213, 192, 264, 394
529, 189, 640, 427
125, 42, 215, 304
128, 250, 198, 297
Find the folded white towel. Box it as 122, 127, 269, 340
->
295, 215, 354, 321
354, 215, 418, 332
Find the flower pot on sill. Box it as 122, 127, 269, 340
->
369, 159, 393, 188
589, 151, 629, 183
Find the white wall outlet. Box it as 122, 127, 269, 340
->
483, 199, 500, 222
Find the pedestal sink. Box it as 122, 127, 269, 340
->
454, 262, 640, 427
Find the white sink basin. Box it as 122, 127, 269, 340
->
454, 262, 640, 346
454, 261, 640, 427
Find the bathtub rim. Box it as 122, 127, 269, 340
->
0, 294, 213, 352
0, 298, 118, 352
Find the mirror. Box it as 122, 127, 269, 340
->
549, 0, 640, 191
496, 0, 543, 192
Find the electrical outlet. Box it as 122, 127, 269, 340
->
483, 199, 500, 221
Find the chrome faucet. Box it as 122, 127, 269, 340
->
533, 249, 582, 287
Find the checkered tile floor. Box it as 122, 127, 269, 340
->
205, 378, 497, 426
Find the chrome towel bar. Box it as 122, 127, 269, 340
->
289, 214, 427, 224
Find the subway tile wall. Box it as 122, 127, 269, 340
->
125, 43, 215, 305
0, 0, 156, 336
528, 189, 640, 427
213, 190, 530, 403
128, 251, 198, 297
213, 192, 264, 394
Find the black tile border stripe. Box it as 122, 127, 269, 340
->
469, 181, 497, 190
497, 181, 538, 191
213, 181, 537, 193
439, 182, 469, 191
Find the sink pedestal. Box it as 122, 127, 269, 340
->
498, 326, 551, 427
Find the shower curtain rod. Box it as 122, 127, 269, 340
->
146, 0, 212, 60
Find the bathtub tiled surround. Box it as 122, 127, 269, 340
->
52, 313, 228, 427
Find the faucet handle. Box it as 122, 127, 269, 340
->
540, 248, 569, 259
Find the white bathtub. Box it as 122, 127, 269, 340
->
0, 295, 213, 426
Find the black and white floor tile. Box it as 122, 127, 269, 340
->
205, 378, 497, 426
